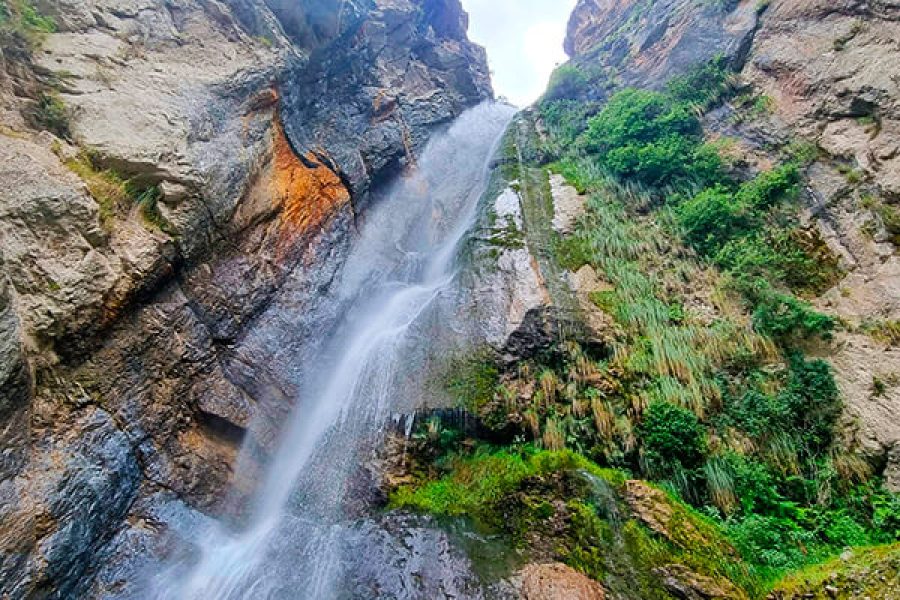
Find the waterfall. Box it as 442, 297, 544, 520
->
151, 102, 516, 599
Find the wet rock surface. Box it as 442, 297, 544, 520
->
0, 0, 491, 595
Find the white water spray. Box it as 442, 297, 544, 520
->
152, 103, 515, 599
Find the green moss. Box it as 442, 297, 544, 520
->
392, 445, 757, 595
62, 149, 172, 233
32, 91, 70, 139
390, 447, 623, 531
0, 0, 56, 48
770, 543, 900, 599
444, 351, 501, 415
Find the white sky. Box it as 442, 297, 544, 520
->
461, 0, 578, 107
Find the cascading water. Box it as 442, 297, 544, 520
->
151, 102, 516, 599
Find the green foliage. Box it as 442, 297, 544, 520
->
770, 542, 900, 599
445, 352, 501, 414
131, 184, 173, 234
544, 64, 590, 102
750, 288, 835, 342
676, 184, 755, 255
736, 165, 800, 209
724, 355, 840, 457
437, 53, 899, 594
781, 354, 840, 452
582, 89, 723, 189
673, 163, 838, 302
640, 401, 706, 471
0, 0, 56, 48
391, 446, 619, 530
729, 514, 816, 571
62, 149, 171, 232
32, 91, 70, 139
783, 139, 820, 166
665, 55, 733, 111
674, 166, 800, 258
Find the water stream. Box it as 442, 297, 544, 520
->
152, 102, 516, 599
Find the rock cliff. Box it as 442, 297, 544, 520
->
559, 0, 900, 490
388, 1, 900, 598
0, 0, 490, 596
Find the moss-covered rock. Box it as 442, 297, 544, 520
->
391, 446, 758, 598
769, 544, 900, 600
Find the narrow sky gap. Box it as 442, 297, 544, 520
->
461, 0, 578, 107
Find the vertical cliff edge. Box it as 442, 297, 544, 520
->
0, 0, 490, 596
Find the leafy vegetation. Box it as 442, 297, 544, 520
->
395, 57, 896, 598
61, 148, 170, 232
582, 88, 723, 189
392, 445, 762, 596
0, 0, 56, 48
770, 542, 900, 599
31, 91, 71, 139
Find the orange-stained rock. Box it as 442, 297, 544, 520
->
520, 563, 606, 600
271, 118, 350, 256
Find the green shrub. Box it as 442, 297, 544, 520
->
728, 513, 816, 570
640, 401, 706, 470
544, 64, 590, 102
32, 91, 70, 139
781, 354, 840, 453
735, 164, 800, 209
751, 290, 835, 341
724, 453, 787, 515
665, 55, 733, 110
585, 89, 700, 150
582, 89, 722, 189
675, 185, 754, 255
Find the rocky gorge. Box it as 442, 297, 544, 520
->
1, 0, 900, 598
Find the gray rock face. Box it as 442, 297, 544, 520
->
0, 0, 491, 595
557, 0, 900, 489
564, 0, 760, 94
0, 408, 140, 599
279, 0, 492, 200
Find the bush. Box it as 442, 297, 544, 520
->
751, 290, 835, 341
666, 55, 733, 110
32, 91, 70, 139
724, 453, 787, 515
582, 89, 722, 189
584, 89, 697, 151
640, 401, 707, 470
780, 354, 840, 453
544, 64, 590, 102
728, 513, 816, 570
541, 100, 593, 147
735, 164, 800, 209
675, 185, 754, 255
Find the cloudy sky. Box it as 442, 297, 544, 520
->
461, 0, 578, 107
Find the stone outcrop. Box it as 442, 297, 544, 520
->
564, 0, 761, 94
0, 0, 490, 595
560, 0, 900, 489
519, 563, 606, 600
723, 0, 900, 488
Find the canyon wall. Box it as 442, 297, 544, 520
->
0, 0, 490, 596
562, 0, 900, 489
